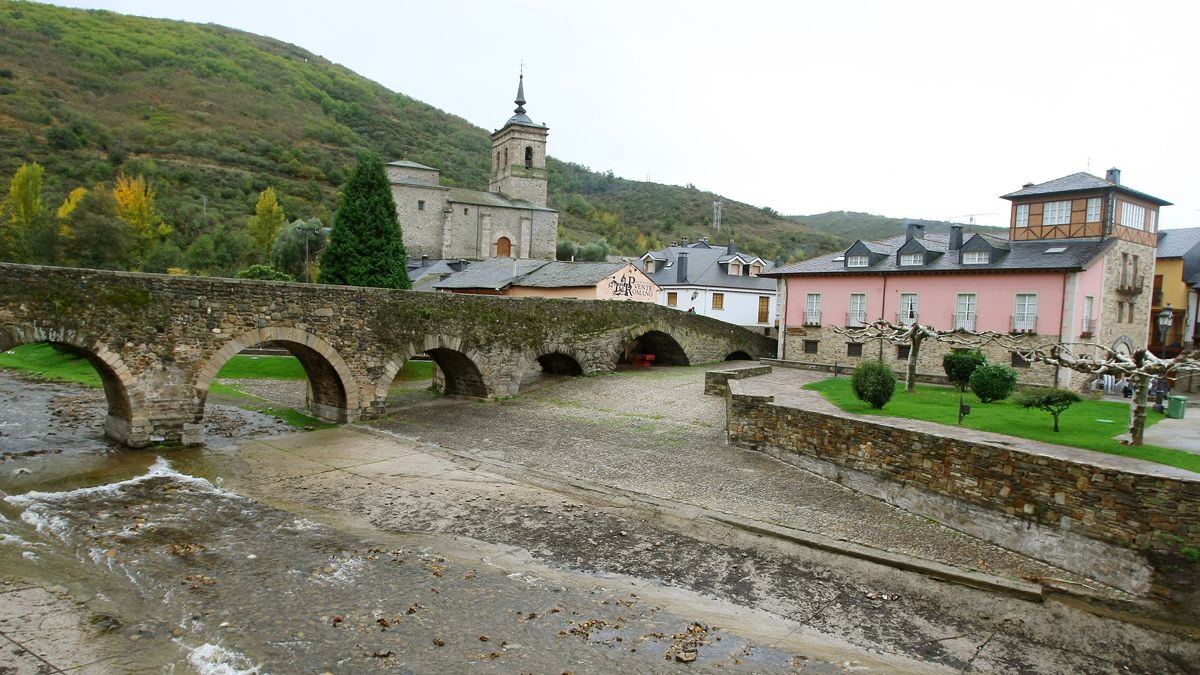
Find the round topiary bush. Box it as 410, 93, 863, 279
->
942, 349, 987, 392
851, 360, 896, 409
969, 363, 1019, 403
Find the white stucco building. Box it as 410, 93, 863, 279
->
638, 238, 777, 330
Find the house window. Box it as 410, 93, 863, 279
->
962, 250, 988, 264
898, 293, 918, 326
847, 343, 863, 357
728, 262, 742, 276
896, 345, 911, 360
1015, 204, 1029, 227
805, 293, 822, 325
846, 255, 869, 268
1121, 252, 1129, 286
749, 263, 762, 276
1082, 296, 1094, 335
757, 296, 770, 324
955, 293, 977, 331
848, 293, 866, 327
1011, 351, 1032, 368
1086, 197, 1101, 223
712, 293, 724, 310
1044, 200, 1072, 226
418, 200, 425, 211
645, 260, 655, 274
900, 253, 923, 266
1117, 301, 1125, 323
1121, 202, 1146, 230
1013, 293, 1038, 333
803, 340, 819, 354
667, 291, 677, 307
1149, 211, 1157, 232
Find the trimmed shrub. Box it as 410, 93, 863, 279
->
1016, 388, 1081, 432
851, 360, 896, 409
234, 264, 293, 281
970, 363, 1018, 403
943, 350, 986, 392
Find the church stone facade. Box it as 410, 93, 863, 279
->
388, 75, 558, 261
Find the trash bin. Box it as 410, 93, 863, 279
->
1167, 395, 1188, 419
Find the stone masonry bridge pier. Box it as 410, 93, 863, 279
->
0, 263, 774, 447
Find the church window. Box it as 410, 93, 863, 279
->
503, 148, 508, 167
418, 200, 425, 211
525, 146, 533, 168
495, 152, 499, 171
464, 208, 469, 215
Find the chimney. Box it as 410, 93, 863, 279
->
905, 222, 925, 241
727, 241, 736, 255
949, 225, 963, 251
682, 237, 689, 246
1106, 167, 1121, 185
420, 254, 429, 267
676, 251, 689, 283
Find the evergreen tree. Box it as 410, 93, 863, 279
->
318, 152, 411, 289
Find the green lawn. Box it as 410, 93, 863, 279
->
804, 377, 1200, 473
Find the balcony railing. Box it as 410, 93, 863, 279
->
1011, 313, 1038, 334
845, 310, 867, 327
896, 311, 918, 326
803, 310, 822, 326
953, 312, 977, 331
1080, 317, 1096, 337
1117, 274, 1144, 294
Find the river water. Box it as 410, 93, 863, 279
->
0, 373, 898, 673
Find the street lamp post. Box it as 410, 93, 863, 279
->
1157, 304, 1174, 347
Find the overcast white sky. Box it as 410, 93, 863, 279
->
55, 1, 1200, 229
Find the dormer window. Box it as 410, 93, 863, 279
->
900, 253, 923, 266
846, 255, 869, 268
644, 259, 655, 274
728, 262, 742, 276
749, 263, 762, 276
962, 251, 988, 264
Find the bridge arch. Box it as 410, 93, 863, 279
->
0, 323, 143, 445
375, 334, 489, 400
620, 325, 691, 367
195, 326, 360, 423
725, 350, 753, 361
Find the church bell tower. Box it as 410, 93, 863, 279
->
489, 73, 549, 207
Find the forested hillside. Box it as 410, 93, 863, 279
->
0, 2, 844, 277
787, 211, 1005, 242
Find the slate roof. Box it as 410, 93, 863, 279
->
518, 261, 627, 288
640, 242, 777, 291
1157, 227, 1200, 259
767, 233, 1115, 276
432, 257, 547, 291
386, 160, 438, 170
446, 187, 556, 212
1001, 171, 1172, 206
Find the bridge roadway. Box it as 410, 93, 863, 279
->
0, 263, 774, 447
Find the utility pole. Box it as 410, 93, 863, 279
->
712, 200, 722, 232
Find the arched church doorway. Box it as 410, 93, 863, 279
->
496, 237, 512, 257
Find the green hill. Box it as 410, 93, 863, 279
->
787, 211, 1007, 243
0, 2, 844, 274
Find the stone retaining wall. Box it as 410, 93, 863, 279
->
704, 364, 773, 395
725, 381, 1199, 605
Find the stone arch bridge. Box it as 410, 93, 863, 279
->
0, 263, 774, 447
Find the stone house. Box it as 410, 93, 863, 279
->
388, 75, 558, 261
766, 169, 1170, 388
638, 238, 777, 330
432, 257, 659, 302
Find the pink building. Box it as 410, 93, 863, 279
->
767, 170, 1169, 387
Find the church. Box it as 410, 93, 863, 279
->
387, 75, 559, 261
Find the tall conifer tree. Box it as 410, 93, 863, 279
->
318, 152, 411, 289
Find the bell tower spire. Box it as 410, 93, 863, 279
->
489, 67, 549, 206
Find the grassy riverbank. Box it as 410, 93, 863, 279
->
805, 377, 1198, 473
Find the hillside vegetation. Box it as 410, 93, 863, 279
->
0, 2, 845, 276
787, 211, 1005, 243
